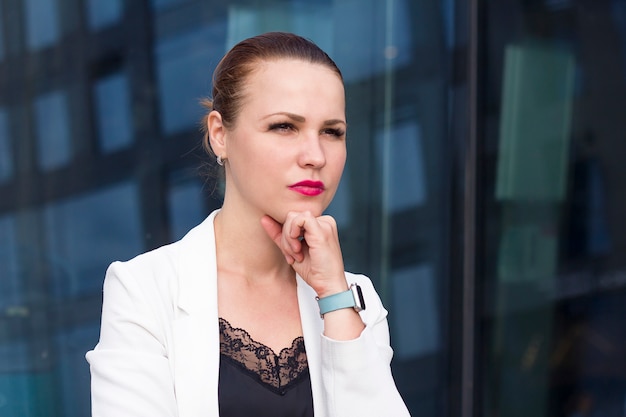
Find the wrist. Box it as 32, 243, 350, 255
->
316, 283, 366, 318
314, 282, 349, 299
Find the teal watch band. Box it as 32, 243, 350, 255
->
316, 283, 365, 318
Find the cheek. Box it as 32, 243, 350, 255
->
330, 148, 347, 176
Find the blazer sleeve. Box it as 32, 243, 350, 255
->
319, 275, 411, 417
85, 261, 178, 417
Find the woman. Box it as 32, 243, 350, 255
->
87, 32, 410, 417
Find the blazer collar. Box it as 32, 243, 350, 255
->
177, 210, 219, 315
173, 210, 221, 416
297, 276, 326, 414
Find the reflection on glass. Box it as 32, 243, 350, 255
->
0, 215, 20, 308
225, 0, 412, 83
391, 264, 440, 360
43, 181, 143, 297
377, 122, 427, 213
24, 0, 60, 50
0, 109, 13, 181
94, 72, 133, 153
613, 0, 626, 82
168, 179, 206, 241
226, 3, 333, 53
34, 90, 72, 170
0, 6, 4, 60
155, 23, 226, 134
332, 0, 412, 82
496, 43, 575, 202
326, 161, 351, 230
151, 0, 193, 11
55, 324, 100, 417
86, 0, 123, 30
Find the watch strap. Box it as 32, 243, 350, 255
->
317, 289, 356, 317
316, 283, 365, 318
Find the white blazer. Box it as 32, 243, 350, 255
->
86, 210, 410, 417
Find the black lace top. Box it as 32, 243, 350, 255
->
218, 318, 314, 417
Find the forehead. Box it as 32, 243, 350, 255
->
241, 58, 345, 111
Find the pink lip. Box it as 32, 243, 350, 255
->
288, 180, 325, 196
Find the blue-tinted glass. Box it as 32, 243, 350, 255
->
86, 0, 123, 30
55, 324, 100, 417
326, 162, 352, 229
34, 90, 72, 170
332, 0, 412, 82
225, 1, 410, 83
0, 7, 4, 60
24, 0, 59, 50
391, 123, 427, 211
391, 264, 440, 360
0, 109, 13, 181
0, 341, 29, 374
168, 180, 205, 240
378, 122, 427, 213
43, 182, 143, 297
612, 0, 626, 82
94, 72, 133, 153
155, 23, 226, 134
225, 3, 333, 53
151, 0, 193, 11
0, 215, 21, 308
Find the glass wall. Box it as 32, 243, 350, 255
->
0, 0, 460, 416
479, 1, 626, 416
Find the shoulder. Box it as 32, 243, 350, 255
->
103, 210, 218, 301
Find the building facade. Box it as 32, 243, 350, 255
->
0, 0, 625, 416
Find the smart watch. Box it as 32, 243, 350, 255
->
316, 283, 366, 318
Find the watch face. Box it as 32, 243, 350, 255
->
351, 284, 366, 312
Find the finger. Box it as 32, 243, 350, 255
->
283, 212, 305, 253
290, 212, 329, 249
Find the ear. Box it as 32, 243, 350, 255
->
207, 110, 227, 159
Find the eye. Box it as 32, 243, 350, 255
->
268, 122, 296, 133
321, 128, 346, 138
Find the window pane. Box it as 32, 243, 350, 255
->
24, 0, 59, 50
0, 6, 5, 60
0, 108, 13, 182
377, 122, 427, 213
151, 0, 193, 11
86, 0, 123, 30
155, 24, 226, 134
391, 264, 440, 359
480, 2, 626, 417
326, 162, 352, 230
168, 179, 206, 241
55, 324, 100, 417
0, 215, 21, 308
93, 72, 133, 153
34, 90, 72, 170
43, 181, 143, 297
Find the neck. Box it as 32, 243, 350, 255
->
214, 204, 294, 285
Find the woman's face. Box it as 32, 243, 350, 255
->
218, 58, 347, 223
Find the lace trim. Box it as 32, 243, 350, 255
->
219, 318, 309, 393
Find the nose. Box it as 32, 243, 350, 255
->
298, 131, 326, 168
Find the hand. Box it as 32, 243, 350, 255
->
260, 211, 348, 298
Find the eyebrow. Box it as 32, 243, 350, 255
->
263, 112, 346, 126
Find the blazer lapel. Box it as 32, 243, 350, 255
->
172, 211, 221, 417
297, 275, 326, 416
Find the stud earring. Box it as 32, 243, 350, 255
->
216, 155, 225, 166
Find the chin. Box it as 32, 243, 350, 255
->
270, 204, 327, 223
